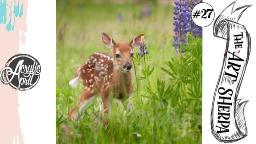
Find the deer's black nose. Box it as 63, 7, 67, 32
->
124, 62, 132, 70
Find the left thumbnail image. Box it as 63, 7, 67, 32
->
0, 0, 56, 144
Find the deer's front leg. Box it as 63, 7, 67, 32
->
100, 88, 110, 114
69, 89, 95, 121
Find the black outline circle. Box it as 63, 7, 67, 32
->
1, 54, 41, 91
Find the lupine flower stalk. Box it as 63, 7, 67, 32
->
187, 0, 202, 37
173, 0, 190, 53
137, 35, 149, 57
173, 0, 202, 54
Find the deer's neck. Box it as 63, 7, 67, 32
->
118, 71, 131, 81
112, 69, 132, 98
114, 69, 131, 84
112, 61, 131, 82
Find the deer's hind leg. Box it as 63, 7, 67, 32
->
68, 88, 95, 121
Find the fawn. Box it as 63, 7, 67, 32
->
68, 32, 144, 120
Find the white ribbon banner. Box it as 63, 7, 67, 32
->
211, 1, 251, 142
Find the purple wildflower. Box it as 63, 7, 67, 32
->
187, 0, 202, 37
173, 0, 190, 53
138, 42, 149, 57
173, 0, 202, 53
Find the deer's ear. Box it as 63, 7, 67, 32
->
130, 34, 144, 47
102, 32, 116, 49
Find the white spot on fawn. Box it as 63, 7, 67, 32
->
95, 63, 101, 71
95, 77, 100, 82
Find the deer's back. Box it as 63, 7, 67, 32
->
79, 52, 114, 92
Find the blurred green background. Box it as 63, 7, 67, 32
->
57, 0, 201, 144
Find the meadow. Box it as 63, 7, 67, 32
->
57, 1, 202, 143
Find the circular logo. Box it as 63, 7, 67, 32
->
192, 2, 215, 27
0, 54, 41, 91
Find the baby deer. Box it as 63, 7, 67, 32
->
68, 32, 144, 120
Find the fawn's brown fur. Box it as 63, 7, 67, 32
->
68, 33, 144, 120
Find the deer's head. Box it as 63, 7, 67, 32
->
102, 32, 144, 72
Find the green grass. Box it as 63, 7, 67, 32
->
57, 2, 201, 144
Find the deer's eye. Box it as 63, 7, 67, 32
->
130, 53, 134, 57
115, 53, 121, 59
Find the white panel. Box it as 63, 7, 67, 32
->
18, 0, 56, 144
203, 0, 256, 143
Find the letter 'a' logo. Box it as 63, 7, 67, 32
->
0, 54, 41, 91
